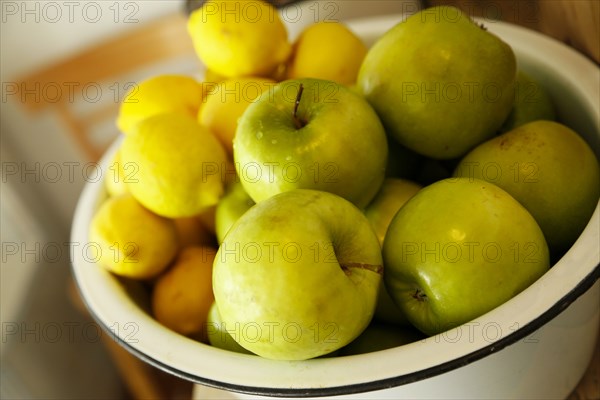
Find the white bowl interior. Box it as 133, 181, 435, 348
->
71, 14, 600, 397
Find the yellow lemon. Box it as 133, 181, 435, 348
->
199, 77, 276, 154
187, 0, 291, 78
204, 68, 227, 84
152, 246, 216, 338
121, 113, 228, 218
105, 148, 127, 197
287, 22, 368, 85
89, 193, 179, 279
117, 74, 205, 134
104, 147, 140, 197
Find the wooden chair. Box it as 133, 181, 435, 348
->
12, 12, 200, 161
12, 12, 199, 399
67, 279, 193, 400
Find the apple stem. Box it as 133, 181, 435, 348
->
412, 289, 427, 302
293, 83, 307, 129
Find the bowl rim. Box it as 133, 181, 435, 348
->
71, 13, 600, 398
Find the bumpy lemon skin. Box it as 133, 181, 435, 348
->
187, 0, 292, 78
121, 113, 228, 218
152, 246, 216, 338
89, 193, 179, 280
117, 75, 205, 135
286, 22, 368, 85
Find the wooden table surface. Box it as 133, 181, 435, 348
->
568, 325, 600, 399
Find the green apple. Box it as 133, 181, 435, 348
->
365, 178, 422, 327
213, 189, 383, 360
234, 78, 388, 208
500, 70, 556, 133
365, 178, 422, 246
346, 86, 422, 180
358, 6, 516, 159
454, 120, 600, 257
215, 181, 255, 244
383, 178, 550, 336
206, 302, 253, 355
340, 322, 424, 356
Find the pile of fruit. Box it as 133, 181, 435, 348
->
89, 2, 600, 361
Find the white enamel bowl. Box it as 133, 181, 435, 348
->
71, 14, 600, 400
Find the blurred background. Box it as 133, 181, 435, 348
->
1, 0, 598, 399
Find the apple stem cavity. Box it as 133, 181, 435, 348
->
340, 262, 383, 276
293, 83, 308, 129
412, 289, 427, 302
